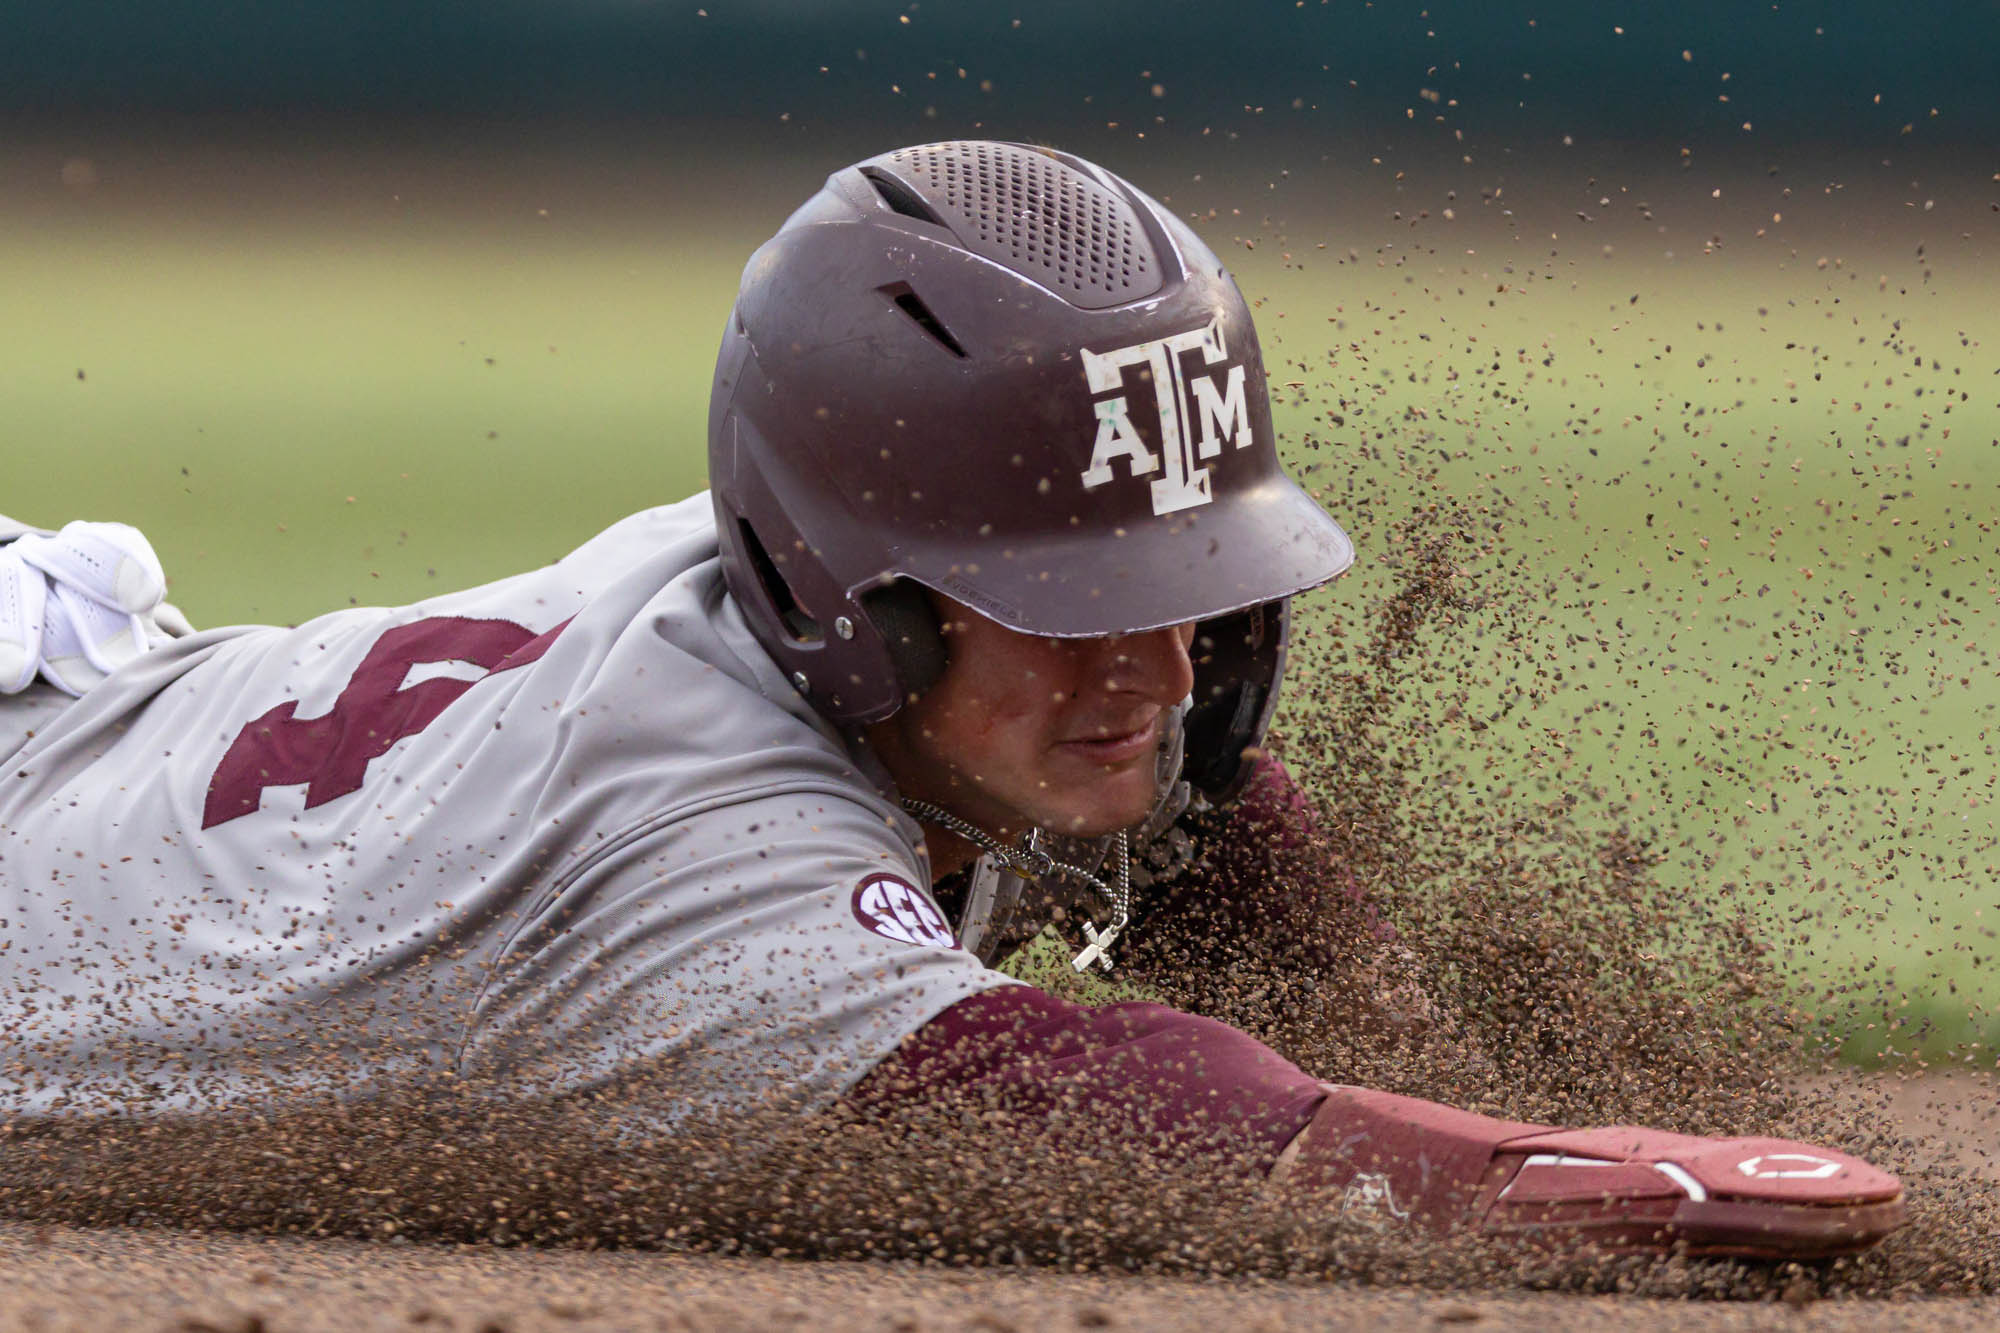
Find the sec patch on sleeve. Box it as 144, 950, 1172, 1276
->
851, 873, 959, 951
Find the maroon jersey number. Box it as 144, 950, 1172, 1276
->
202, 615, 567, 828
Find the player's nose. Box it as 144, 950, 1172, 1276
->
1097, 623, 1196, 703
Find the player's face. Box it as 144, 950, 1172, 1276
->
866, 594, 1196, 865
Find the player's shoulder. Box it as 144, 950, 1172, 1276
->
250, 493, 726, 666
6, 493, 760, 787
538, 494, 720, 581
446, 491, 811, 727
385, 493, 720, 624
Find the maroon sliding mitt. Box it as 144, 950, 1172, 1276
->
1284, 1085, 1905, 1258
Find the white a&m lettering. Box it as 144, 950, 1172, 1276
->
1079, 316, 1253, 515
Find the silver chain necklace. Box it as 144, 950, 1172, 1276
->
900, 798, 1131, 975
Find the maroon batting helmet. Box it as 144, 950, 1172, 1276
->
709, 140, 1353, 794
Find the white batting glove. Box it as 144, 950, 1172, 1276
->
0, 520, 194, 697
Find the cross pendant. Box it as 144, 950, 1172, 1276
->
1071, 920, 1121, 975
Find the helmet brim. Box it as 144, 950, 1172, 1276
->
891, 474, 1354, 638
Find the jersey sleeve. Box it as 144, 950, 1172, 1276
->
456, 783, 1023, 1115
849, 985, 1327, 1176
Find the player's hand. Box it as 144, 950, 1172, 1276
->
0, 520, 195, 697
1272, 1083, 1905, 1259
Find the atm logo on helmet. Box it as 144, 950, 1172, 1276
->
1078, 316, 1254, 516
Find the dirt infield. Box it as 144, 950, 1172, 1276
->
1, 1213, 1994, 1333
0, 1070, 1991, 1333
1817, 1070, 2000, 1191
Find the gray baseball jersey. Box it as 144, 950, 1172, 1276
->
0, 496, 1017, 1119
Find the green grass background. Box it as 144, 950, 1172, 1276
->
7, 145, 1994, 1062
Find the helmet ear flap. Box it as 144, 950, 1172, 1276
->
1184, 598, 1291, 803
860, 579, 946, 704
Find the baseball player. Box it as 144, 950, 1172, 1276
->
1, 141, 1904, 1258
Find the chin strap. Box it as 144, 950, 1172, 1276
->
900, 798, 1131, 975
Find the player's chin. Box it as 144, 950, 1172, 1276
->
1034, 767, 1160, 839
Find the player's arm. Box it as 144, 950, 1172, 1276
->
0, 517, 194, 696
847, 982, 1906, 1259
848, 984, 1323, 1173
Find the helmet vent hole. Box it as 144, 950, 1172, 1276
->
737, 519, 822, 644
880, 282, 968, 358
860, 167, 947, 227
884, 141, 1161, 310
